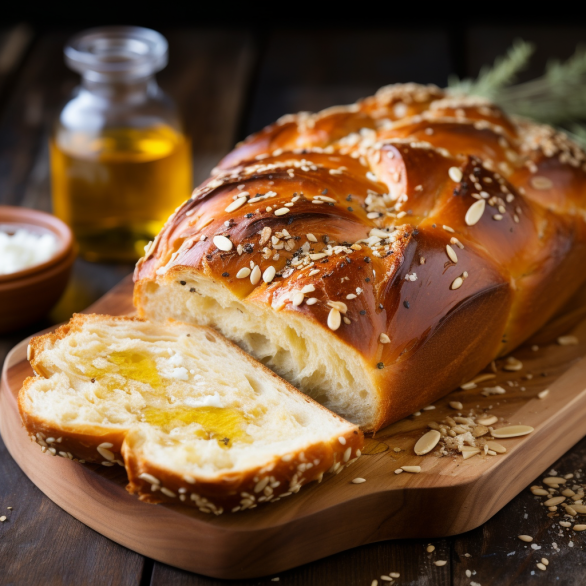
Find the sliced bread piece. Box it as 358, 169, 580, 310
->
19, 314, 363, 514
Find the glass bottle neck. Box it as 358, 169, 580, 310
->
80, 74, 160, 102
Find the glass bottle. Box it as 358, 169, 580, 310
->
51, 26, 192, 262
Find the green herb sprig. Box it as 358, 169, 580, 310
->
448, 40, 586, 148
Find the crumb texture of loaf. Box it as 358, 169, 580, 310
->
19, 314, 363, 514
134, 83, 586, 431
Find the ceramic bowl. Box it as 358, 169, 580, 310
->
0, 206, 75, 333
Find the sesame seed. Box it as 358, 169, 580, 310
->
306, 233, 318, 242
225, 196, 247, 213
449, 401, 463, 410
451, 276, 463, 290
518, 535, 533, 542
536, 563, 547, 571
446, 244, 458, 263
292, 292, 305, 306
558, 335, 579, 346
338, 436, 347, 445
465, 199, 486, 226
213, 235, 233, 251
433, 561, 447, 567
531, 176, 553, 190
327, 308, 342, 330
274, 208, 289, 216
160, 487, 176, 498
538, 389, 550, 399
426, 545, 435, 553
394, 469, 404, 474
574, 525, 586, 531
236, 267, 251, 279
250, 265, 261, 285
0, 516, 6, 522
449, 167, 463, 182
450, 236, 464, 249
306, 297, 318, 305
379, 333, 390, 344
442, 225, 455, 233
263, 266, 276, 283
301, 284, 315, 294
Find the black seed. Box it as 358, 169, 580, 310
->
377, 362, 384, 369
364, 257, 371, 263
404, 300, 410, 309
432, 224, 436, 228
222, 272, 229, 277
379, 303, 383, 309
322, 188, 328, 194
346, 194, 352, 201
360, 310, 366, 315
347, 207, 353, 212
179, 281, 186, 286
206, 254, 213, 260
288, 217, 294, 224
328, 202, 334, 206
365, 277, 371, 282
190, 288, 195, 293
245, 213, 254, 218
322, 235, 329, 243
413, 229, 419, 235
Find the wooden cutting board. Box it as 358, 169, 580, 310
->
2, 275, 586, 580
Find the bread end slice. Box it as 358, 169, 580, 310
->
19, 314, 363, 514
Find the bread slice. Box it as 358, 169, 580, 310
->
19, 314, 363, 514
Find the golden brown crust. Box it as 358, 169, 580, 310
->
19, 314, 364, 513
134, 83, 586, 431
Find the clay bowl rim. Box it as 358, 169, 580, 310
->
0, 206, 74, 284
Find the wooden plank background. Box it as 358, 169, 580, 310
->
1, 22, 585, 586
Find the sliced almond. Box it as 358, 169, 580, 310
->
486, 440, 506, 454
401, 466, 421, 474
491, 425, 534, 439
462, 448, 481, 460
414, 430, 441, 455
477, 415, 498, 426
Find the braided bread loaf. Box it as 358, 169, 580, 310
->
134, 83, 586, 431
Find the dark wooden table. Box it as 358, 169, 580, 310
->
1, 23, 585, 586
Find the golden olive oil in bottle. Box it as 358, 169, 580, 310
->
51, 126, 191, 262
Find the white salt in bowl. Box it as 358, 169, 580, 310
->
0, 206, 74, 333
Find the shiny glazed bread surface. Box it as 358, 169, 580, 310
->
135, 84, 586, 431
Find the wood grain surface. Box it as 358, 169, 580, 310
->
2, 276, 586, 579
1, 22, 586, 586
